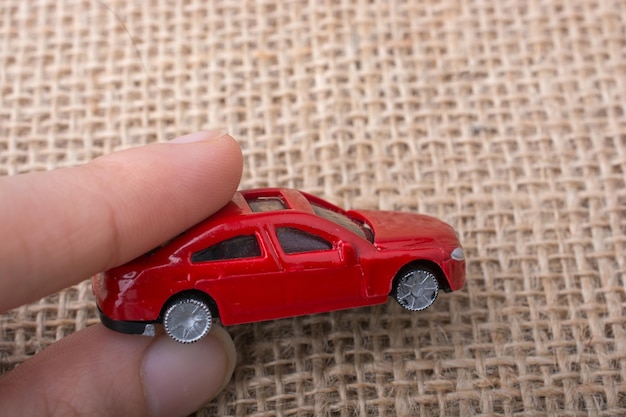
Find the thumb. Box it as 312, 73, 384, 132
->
0, 325, 237, 417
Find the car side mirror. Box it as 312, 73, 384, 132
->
341, 242, 357, 265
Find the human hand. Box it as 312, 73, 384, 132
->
0, 130, 242, 416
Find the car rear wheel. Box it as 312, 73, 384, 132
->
393, 266, 439, 311
163, 297, 212, 343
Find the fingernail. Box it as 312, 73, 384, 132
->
142, 329, 236, 417
169, 129, 228, 144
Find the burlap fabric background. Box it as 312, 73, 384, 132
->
1, 0, 625, 415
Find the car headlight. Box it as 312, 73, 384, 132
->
451, 247, 465, 261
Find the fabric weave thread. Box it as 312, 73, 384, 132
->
1, 1, 625, 415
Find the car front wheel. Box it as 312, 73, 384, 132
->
393, 266, 439, 311
163, 296, 212, 343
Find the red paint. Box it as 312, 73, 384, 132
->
94, 188, 465, 331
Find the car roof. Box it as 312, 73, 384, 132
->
196, 188, 338, 229
156, 189, 325, 252
238, 188, 319, 212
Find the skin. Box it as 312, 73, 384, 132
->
0, 130, 242, 417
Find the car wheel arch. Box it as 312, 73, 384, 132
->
390, 260, 450, 295
159, 289, 220, 321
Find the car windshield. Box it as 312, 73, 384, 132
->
310, 202, 374, 242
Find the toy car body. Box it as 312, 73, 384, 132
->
94, 188, 466, 343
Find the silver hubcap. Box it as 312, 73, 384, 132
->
396, 269, 439, 311
164, 298, 212, 343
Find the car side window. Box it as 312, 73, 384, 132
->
191, 234, 261, 262
277, 227, 332, 254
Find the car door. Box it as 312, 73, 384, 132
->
268, 223, 364, 316
189, 226, 283, 324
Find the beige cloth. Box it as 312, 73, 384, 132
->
1, 0, 625, 415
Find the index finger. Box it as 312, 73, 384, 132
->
0, 131, 243, 312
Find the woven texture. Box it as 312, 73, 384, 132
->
1, 0, 626, 415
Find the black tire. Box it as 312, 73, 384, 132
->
393, 266, 439, 311
163, 296, 212, 343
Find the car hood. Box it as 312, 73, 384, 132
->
351, 209, 459, 248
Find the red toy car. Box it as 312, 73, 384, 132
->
94, 188, 465, 343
